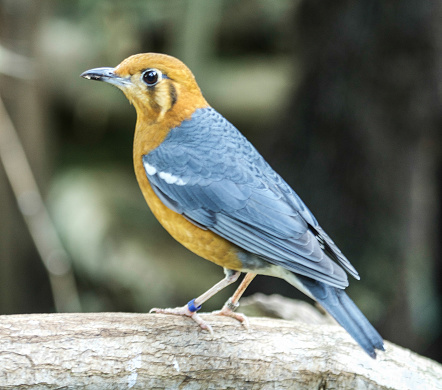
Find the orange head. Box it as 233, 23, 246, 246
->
81, 53, 209, 125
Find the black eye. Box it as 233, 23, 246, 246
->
142, 69, 160, 86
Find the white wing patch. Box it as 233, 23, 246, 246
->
143, 161, 186, 186
144, 161, 157, 175
158, 171, 186, 185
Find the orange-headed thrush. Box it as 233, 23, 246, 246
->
81, 53, 384, 358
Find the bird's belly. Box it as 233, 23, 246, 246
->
136, 175, 243, 270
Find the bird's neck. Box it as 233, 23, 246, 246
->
133, 91, 208, 156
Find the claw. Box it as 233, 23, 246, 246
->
150, 306, 193, 316
191, 313, 214, 335
212, 305, 250, 330
150, 305, 214, 335
150, 303, 249, 333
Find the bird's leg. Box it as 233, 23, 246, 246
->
212, 272, 256, 328
150, 269, 241, 334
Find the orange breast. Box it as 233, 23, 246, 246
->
133, 156, 243, 271
131, 94, 243, 271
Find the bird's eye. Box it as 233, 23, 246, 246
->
142, 69, 161, 86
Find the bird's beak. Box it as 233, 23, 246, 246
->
80, 67, 130, 88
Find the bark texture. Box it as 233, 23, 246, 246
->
0, 312, 440, 389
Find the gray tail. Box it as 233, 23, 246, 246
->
299, 276, 385, 359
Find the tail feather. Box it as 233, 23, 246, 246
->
299, 276, 385, 358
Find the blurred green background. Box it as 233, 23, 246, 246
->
0, 0, 441, 363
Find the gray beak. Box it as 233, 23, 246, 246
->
80, 67, 130, 87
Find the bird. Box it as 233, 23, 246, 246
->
81, 53, 385, 358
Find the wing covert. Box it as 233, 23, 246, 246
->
142, 107, 358, 287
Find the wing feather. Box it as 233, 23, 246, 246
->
142, 107, 359, 287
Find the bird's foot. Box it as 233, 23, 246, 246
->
150, 299, 214, 335
211, 298, 249, 329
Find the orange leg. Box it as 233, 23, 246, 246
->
212, 272, 256, 328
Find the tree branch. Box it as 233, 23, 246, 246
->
0, 312, 440, 389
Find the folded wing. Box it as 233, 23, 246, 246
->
143, 108, 359, 288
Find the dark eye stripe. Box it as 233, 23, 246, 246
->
169, 83, 177, 108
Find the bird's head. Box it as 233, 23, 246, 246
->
81, 53, 208, 124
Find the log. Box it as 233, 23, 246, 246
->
0, 312, 441, 389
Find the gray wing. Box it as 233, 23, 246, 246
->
143, 108, 358, 288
